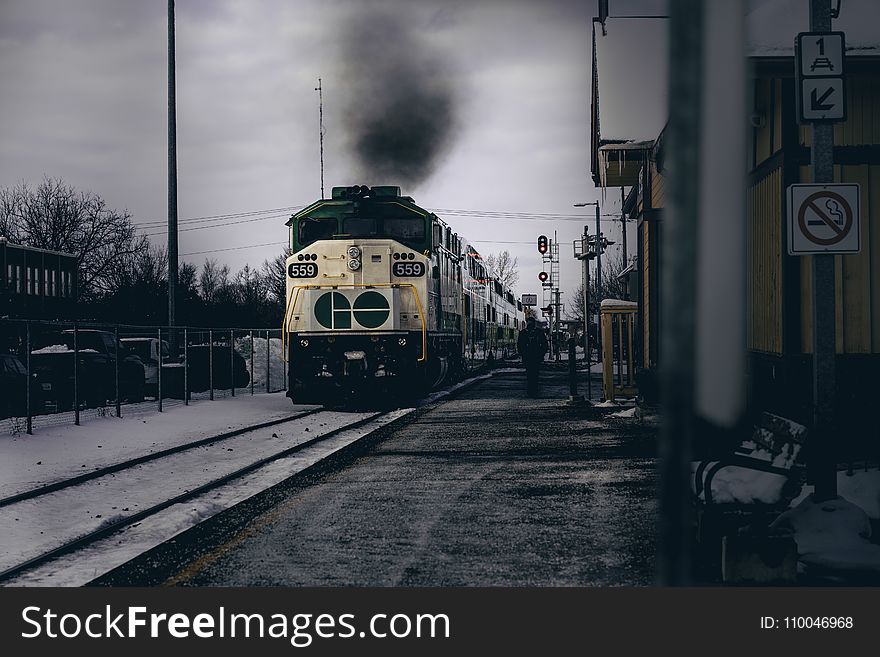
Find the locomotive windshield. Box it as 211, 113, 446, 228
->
299, 217, 338, 246
384, 215, 426, 248
297, 211, 427, 250
342, 216, 377, 237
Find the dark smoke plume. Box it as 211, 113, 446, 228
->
338, 7, 460, 188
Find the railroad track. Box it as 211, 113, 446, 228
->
0, 407, 410, 585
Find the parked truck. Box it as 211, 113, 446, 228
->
29, 329, 145, 410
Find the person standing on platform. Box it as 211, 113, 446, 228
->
517, 317, 548, 397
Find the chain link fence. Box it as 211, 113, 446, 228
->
0, 319, 286, 435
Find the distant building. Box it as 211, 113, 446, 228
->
0, 238, 78, 320
591, 2, 880, 459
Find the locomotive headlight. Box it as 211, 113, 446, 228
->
347, 246, 361, 259
398, 337, 407, 346
300, 339, 309, 348
348, 258, 361, 271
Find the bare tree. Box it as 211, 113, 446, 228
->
485, 250, 519, 289
199, 258, 230, 304
261, 249, 291, 305
0, 178, 146, 300
233, 263, 271, 309
568, 251, 630, 322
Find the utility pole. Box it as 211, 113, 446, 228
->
574, 225, 594, 401
595, 201, 602, 306
620, 186, 628, 265
315, 78, 325, 199
574, 201, 601, 363
167, 0, 178, 331
809, 0, 837, 501
554, 288, 562, 362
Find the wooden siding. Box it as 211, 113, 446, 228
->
799, 164, 880, 354
753, 78, 785, 167
641, 221, 651, 368
650, 162, 665, 209
800, 74, 880, 147
747, 167, 784, 354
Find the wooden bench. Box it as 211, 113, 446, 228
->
691, 412, 808, 582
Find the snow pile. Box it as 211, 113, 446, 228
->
593, 399, 635, 408
234, 336, 285, 390
771, 494, 880, 576
838, 470, 880, 520
31, 344, 72, 354
609, 407, 638, 419
793, 469, 880, 521
599, 299, 637, 308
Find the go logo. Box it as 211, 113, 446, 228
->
314, 291, 390, 329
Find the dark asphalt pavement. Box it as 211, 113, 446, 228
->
167, 368, 659, 586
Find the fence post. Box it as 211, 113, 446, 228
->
183, 327, 189, 405
73, 322, 79, 426
115, 325, 121, 418
209, 329, 214, 401
250, 330, 254, 395
568, 337, 582, 404
26, 321, 32, 435
266, 329, 270, 393
230, 330, 235, 397
158, 326, 163, 412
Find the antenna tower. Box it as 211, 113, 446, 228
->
315, 78, 325, 198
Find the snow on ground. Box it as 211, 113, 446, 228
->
793, 469, 880, 521
609, 407, 638, 419
0, 409, 374, 575
0, 392, 316, 500
771, 493, 880, 577
5, 409, 414, 586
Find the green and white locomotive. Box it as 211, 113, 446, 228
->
283, 185, 524, 405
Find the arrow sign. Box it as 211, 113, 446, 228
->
800, 78, 845, 121
810, 86, 835, 111
795, 31, 846, 124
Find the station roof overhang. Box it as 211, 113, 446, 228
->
595, 139, 654, 189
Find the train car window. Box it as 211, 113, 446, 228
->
432, 223, 443, 251
299, 217, 338, 246
342, 216, 377, 237
384, 215, 426, 247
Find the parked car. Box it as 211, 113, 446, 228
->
184, 344, 250, 393
29, 330, 146, 410
120, 337, 171, 398
0, 353, 44, 419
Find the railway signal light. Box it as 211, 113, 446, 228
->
537, 235, 548, 255
538, 271, 548, 283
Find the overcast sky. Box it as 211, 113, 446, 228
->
0, 0, 670, 307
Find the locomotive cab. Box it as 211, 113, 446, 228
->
283, 185, 518, 407
284, 186, 436, 404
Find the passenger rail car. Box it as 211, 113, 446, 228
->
283, 185, 524, 404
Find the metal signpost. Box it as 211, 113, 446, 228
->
574, 226, 594, 400
787, 183, 860, 255
795, 31, 846, 123
792, 0, 848, 501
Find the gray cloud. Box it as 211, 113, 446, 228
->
336, 4, 461, 188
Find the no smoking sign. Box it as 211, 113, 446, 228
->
787, 183, 860, 255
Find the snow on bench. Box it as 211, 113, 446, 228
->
691, 412, 807, 507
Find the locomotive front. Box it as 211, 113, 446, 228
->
283, 185, 432, 404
